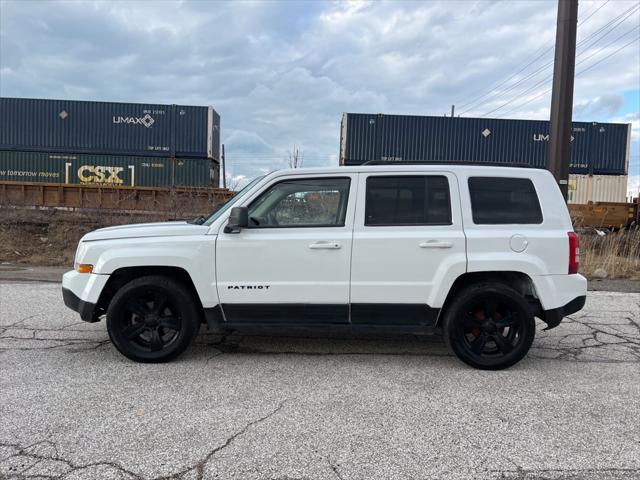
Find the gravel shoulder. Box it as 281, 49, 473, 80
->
0, 264, 69, 283
588, 277, 640, 293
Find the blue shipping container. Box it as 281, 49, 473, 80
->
0, 97, 220, 160
339, 113, 631, 175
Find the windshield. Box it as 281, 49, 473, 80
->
203, 176, 264, 226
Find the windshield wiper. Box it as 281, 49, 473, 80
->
188, 216, 206, 225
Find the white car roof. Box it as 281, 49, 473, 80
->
266, 164, 554, 179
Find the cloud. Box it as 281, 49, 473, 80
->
574, 94, 626, 118
1, 0, 638, 186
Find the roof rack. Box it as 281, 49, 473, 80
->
361, 160, 536, 168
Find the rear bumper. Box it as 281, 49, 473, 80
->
62, 287, 99, 322
540, 295, 587, 330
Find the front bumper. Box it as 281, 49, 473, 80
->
61, 270, 109, 322
62, 287, 98, 322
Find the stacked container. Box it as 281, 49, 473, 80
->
0, 97, 221, 188
339, 113, 632, 203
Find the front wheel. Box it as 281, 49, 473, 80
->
443, 283, 535, 370
106, 275, 200, 363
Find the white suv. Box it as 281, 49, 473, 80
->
62, 165, 587, 369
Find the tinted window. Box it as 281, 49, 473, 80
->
365, 176, 451, 226
248, 178, 350, 228
468, 177, 543, 224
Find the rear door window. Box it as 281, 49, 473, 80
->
365, 176, 451, 226
468, 177, 543, 224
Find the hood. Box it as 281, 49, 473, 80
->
82, 221, 210, 242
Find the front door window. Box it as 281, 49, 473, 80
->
247, 178, 351, 228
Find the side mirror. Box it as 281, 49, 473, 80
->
224, 206, 249, 233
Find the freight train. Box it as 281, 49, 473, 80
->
0, 97, 228, 214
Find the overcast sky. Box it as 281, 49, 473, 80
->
1, 0, 638, 194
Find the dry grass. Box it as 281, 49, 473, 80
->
579, 227, 640, 280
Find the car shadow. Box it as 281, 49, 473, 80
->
193, 327, 451, 357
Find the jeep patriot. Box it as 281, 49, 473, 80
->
63, 165, 587, 369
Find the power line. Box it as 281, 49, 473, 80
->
459, 2, 638, 116
574, 3, 639, 55
475, 4, 639, 115
576, 0, 611, 26
495, 35, 639, 118
478, 8, 639, 117
456, 46, 554, 112
574, 34, 640, 76
455, 0, 611, 112
575, 24, 639, 67
489, 24, 640, 118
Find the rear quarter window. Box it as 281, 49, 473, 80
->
468, 177, 543, 224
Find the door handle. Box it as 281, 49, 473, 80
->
309, 241, 342, 250
419, 240, 453, 249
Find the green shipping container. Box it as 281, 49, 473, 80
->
0, 150, 218, 188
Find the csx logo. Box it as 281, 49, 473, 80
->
77, 165, 124, 184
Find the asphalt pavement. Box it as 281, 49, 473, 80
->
1, 281, 639, 480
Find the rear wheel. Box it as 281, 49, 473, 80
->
443, 283, 535, 370
106, 275, 200, 363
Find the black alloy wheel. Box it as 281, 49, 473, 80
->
443, 283, 535, 370
107, 276, 200, 363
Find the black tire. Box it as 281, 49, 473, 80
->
106, 275, 200, 363
443, 283, 535, 370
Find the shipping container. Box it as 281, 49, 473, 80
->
340, 113, 631, 175
567, 174, 629, 204
0, 150, 219, 188
0, 97, 220, 160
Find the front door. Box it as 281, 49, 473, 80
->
216, 174, 356, 324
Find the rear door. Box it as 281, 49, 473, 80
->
350, 172, 466, 325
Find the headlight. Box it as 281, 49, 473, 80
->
73, 242, 89, 270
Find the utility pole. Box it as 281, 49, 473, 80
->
450, 105, 455, 118
221, 144, 227, 189
548, 0, 578, 201
287, 145, 303, 168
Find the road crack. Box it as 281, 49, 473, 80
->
0, 439, 142, 479
156, 399, 288, 480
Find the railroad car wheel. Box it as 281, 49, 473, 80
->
106, 275, 200, 363
443, 283, 535, 370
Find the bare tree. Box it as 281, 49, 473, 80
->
225, 175, 243, 192
287, 145, 303, 168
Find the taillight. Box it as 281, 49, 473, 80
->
568, 232, 580, 274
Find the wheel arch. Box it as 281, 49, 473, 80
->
436, 271, 542, 326
95, 266, 205, 322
